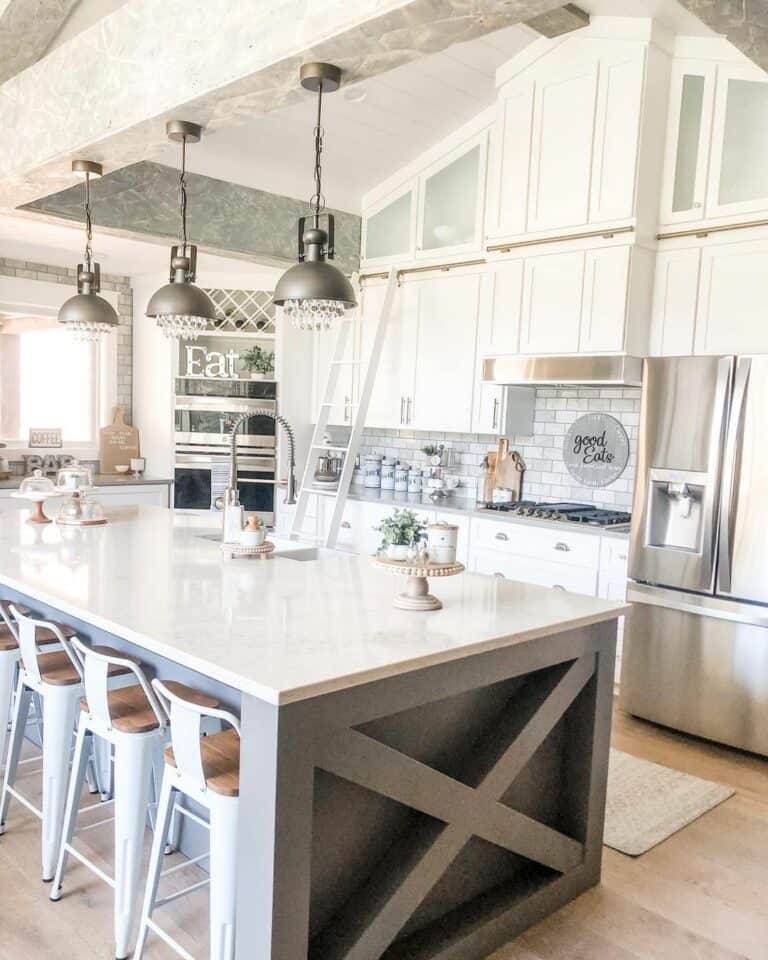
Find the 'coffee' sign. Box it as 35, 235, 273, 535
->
563, 413, 629, 488
184, 345, 240, 378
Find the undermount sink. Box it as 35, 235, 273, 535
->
195, 532, 335, 562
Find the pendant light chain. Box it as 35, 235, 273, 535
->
178, 135, 189, 254
310, 80, 326, 223
83, 171, 93, 271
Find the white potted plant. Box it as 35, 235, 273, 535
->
376, 508, 427, 561
242, 345, 275, 380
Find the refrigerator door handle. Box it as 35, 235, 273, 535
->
718, 357, 751, 594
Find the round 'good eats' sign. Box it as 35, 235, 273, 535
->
563, 413, 629, 488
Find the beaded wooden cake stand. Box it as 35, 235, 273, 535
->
221, 540, 275, 560
373, 556, 465, 611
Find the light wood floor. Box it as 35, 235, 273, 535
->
2, 703, 768, 959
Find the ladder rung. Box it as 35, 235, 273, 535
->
330, 360, 364, 365
300, 487, 338, 497
310, 443, 349, 451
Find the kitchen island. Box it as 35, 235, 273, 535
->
0, 505, 626, 960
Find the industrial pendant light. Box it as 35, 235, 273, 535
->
146, 121, 217, 341
273, 62, 357, 331
58, 160, 119, 342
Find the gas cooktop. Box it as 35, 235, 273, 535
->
482, 501, 631, 528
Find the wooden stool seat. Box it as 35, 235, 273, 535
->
33, 646, 133, 686
0, 625, 17, 652
165, 728, 240, 797
82, 680, 218, 734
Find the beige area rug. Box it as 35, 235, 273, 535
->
603, 749, 735, 856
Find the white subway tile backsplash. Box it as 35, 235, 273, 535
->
349, 385, 641, 511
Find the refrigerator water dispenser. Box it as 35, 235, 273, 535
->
647, 472, 706, 553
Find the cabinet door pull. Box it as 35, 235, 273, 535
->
400, 397, 405, 424
618, 553, 627, 561
494, 572, 505, 579
340, 521, 351, 529
553, 584, 566, 591
406, 397, 413, 424
495, 532, 509, 542
492, 397, 499, 431
554, 541, 570, 552
345, 395, 351, 423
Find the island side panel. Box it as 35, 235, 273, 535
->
235, 619, 617, 960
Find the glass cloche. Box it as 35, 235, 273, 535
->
18, 469, 57, 497
56, 459, 94, 493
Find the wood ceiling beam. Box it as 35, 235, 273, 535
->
0, 0, 79, 84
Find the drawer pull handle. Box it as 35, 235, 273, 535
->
494, 572, 506, 579
618, 553, 627, 561
495, 532, 509, 541
340, 521, 351, 529
554, 541, 570, 552
553, 584, 566, 591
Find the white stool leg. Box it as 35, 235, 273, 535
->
113, 732, 156, 960
0, 677, 31, 832
209, 795, 239, 960
49, 715, 90, 901
134, 770, 175, 960
40, 684, 80, 881
0, 649, 19, 769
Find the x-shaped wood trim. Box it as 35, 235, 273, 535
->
314, 654, 595, 960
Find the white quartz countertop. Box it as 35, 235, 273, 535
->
0, 506, 627, 705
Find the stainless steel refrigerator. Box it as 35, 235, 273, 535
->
621, 355, 768, 755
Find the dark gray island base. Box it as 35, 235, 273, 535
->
238, 621, 615, 960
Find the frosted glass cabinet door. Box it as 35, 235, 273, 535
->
708, 64, 768, 219
659, 62, 716, 225
362, 185, 415, 264
417, 134, 487, 258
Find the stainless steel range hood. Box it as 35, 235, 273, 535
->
482, 355, 643, 387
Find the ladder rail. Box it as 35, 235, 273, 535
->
290, 267, 398, 546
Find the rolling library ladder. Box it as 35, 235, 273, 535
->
290, 267, 398, 548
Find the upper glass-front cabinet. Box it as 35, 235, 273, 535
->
362, 184, 415, 264
417, 134, 487, 258
661, 60, 768, 225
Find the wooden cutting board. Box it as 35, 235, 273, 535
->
99, 407, 140, 474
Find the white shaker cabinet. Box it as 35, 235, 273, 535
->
649, 247, 701, 356
579, 245, 631, 353
362, 182, 416, 266
527, 55, 599, 234
487, 81, 535, 239
695, 237, 768, 355
519, 251, 584, 354
410, 272, 481, 433
360, 280, 417, 429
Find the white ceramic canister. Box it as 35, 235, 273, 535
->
427, 521, 459, 564
380, 457, 396, 491
394, 464, 409, 492
408, 469, 422, 493
364, 455, 382, 489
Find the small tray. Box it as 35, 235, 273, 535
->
221, 540, 275, 559
56, 517, 108, 526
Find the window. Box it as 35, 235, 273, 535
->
0, 319, 100, 446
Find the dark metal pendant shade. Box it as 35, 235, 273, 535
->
145, 275, 217, 321
273, 258, 356, 307
59, 291, 119, 330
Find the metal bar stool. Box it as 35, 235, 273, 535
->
0, 606, 130, 881
134, 679, 241, 960
0, 600, 63, 767
51, 640, 220, 960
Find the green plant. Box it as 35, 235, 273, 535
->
420, 444, 439, 457
376, 508, 427, 550
242, 345, 275, 375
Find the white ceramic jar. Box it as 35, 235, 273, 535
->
364, 455, 382, 489
427, 521, 459, 564
380, 457, 396, 490
408, 470, 422, 493
394, 464, 409, 492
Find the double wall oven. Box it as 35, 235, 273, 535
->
174, 375, 277, 523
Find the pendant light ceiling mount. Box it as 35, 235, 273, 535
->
58, 159, 119, 342
145, 119, 216, 341
273, 61, 357, 332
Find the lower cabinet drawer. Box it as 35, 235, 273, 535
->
471, 517, 600, 567
471, 549, 598, 595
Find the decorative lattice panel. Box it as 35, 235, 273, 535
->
204, 289, 276, 334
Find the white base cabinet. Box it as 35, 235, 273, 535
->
0, 483, 170, 516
